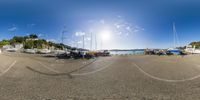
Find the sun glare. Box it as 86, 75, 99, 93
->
101, 30, 111, 41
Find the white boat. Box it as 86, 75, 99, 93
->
54, 50, 66, 55
6, 48, 18, 52
38, 49, 51, 54
24, 49, 36, 54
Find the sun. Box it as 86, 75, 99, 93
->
101, 30, 111, 41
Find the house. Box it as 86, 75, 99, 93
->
14, 43, 23, 50
26, 38, 39, 41
185, 45, 200, 54
185, 45, 194, 53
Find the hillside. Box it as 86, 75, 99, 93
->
0, 34, 72, 50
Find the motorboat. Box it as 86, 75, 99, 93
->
24, 49, 36, 54
38, 49, 51, 54
6, 48, 18, 52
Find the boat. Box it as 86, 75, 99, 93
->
167, 48, 182, 55
24, 49, 36, 54
38, 49, 51, 54
6, 48, 18, 52
54, 50, 66, 55
167, 22, 182, 55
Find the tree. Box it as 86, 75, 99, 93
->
24, 40, 34, 49
29, 34, 38, 39
190, 41, 200, 48
0, 40, 10, 47
12, 36, 24, 43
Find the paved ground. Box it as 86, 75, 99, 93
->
1, 53, 200, 100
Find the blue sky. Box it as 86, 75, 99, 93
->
0, 0, 200, 49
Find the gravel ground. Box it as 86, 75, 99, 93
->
1, 53, 200, 100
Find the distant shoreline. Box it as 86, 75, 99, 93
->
108, 49, 144, 51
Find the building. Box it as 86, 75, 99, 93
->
185, 45, 200, 54
14, 43, 23, 50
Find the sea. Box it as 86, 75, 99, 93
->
109, 49, 144, 55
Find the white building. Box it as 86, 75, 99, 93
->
2, 43, 23, 52
185, 45, 200, 54
14, 43, 23, 50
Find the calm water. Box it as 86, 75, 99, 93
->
109, 50, 144, 55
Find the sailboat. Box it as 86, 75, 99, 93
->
167, 22, 182, 55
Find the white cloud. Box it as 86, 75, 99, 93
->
86, 37, 91, 41
75, 31, 85, 36
117, 32, 122, 35
38, 34, 43, 37
8, 27, 17, 32
114, 23, 121, 29
133, 29, 139, 32
77, 41, 82, 44
100, 19, 105, 24
117, 15, 122, 18
126, 26, 131, 31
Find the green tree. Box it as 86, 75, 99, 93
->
0, 40, 10, 47
29, 34, 38, 39
24, 40, 34, 49
12, 36, 25, 43
190, 41, 200, 48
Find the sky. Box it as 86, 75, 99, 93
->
0, 0, 200, 49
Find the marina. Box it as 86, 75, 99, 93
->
0, 0, 200, 99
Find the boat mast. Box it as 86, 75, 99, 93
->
173, 22, 176, 48
95, 33, 97, 50
90, 32, 92, 50
61, 25, 67, 50
61, 25, 67, 44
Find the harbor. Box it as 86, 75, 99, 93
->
1, 0, 200, 99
